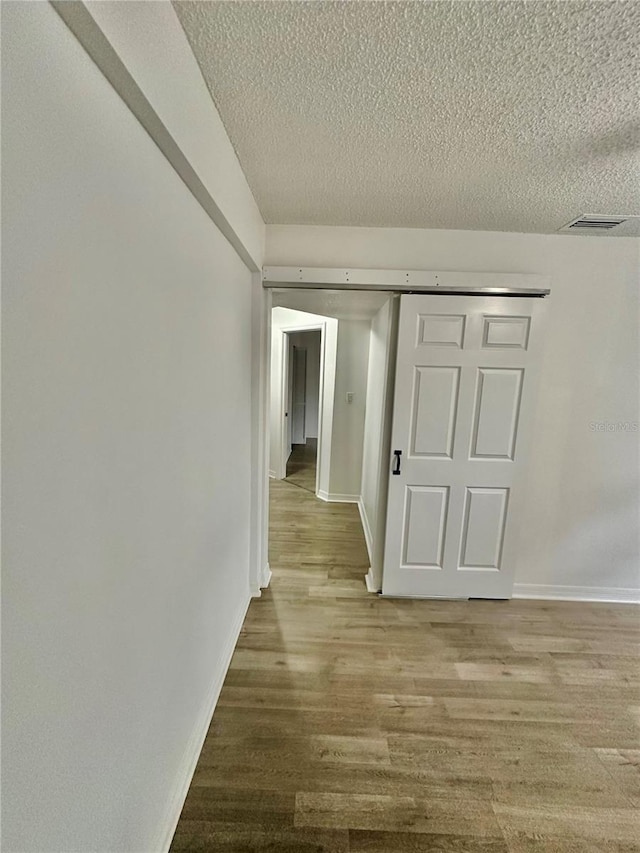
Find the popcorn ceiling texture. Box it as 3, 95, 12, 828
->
174, 1, 640, 234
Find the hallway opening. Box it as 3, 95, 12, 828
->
284, 327, 321, 494
268, 289, 396, 593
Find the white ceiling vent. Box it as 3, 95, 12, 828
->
559, 214, 640, 236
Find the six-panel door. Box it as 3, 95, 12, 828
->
382, 294, 543, 599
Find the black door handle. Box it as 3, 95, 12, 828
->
392, 449, 402, 475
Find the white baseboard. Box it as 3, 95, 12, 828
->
357, 498, 374, 564
156, 594, 251, 853
513, 583, 640, 604
261, 563, 272, 589
268, 469, 276, 479
365, 567, 381, 594
317, 491, 360, 503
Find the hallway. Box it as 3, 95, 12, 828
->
170, 480, 640, 852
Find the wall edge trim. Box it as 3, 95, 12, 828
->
261, 563, 272, 589
513, 583, 640, 604
318, 491, 360, 503
357, 498, 374, 564
365, 568, 381, 594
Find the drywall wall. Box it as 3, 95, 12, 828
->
288, 330, 321, 440
2, 4, 257, 851
360, 298, 396, 586
266, 225, 640, 598
329, 319, 372, 499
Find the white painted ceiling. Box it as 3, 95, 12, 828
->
272, 289, 391, 320
174, 1, 640, 235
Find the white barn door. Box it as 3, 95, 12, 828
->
382, 294, 544, 599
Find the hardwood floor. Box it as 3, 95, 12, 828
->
170, 479, 640, 852
285, 439, 318, 493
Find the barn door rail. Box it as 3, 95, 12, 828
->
263, 266, 550, 297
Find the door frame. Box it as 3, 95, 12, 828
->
274, 320, 337, 499
253, 270, 550, 597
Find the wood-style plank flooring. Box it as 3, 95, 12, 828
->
285, 439, 318, 493
170, 471, 640, 852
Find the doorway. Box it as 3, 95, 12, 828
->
284, 330, 321, 494
260, 276, 548, 601
267, 290, 396, 592
270, 309, 338, 499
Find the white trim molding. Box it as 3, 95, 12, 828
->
317, 491, 360, 503
513, 584, 640, 605
251, 564, 272, 597
155, 594, 251, 853
365, 568, 382, 594
261, 563, 272, 590
357, 498, 374, 564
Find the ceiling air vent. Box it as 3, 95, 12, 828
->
560, 214, 627, 232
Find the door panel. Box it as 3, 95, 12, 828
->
470, 368, 523, 459
459, 487, 509, 570
402, 486, 449, 568
482, 315, 531, 349
418, 313, 466, 347
410, 366, 460, 457
382, 294, 544, 599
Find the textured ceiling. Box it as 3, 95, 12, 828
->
174, 1, 640, 235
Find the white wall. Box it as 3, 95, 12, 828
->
266, 225, 640, 598
2, 4, 260, 852
329, 319, 372, 499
